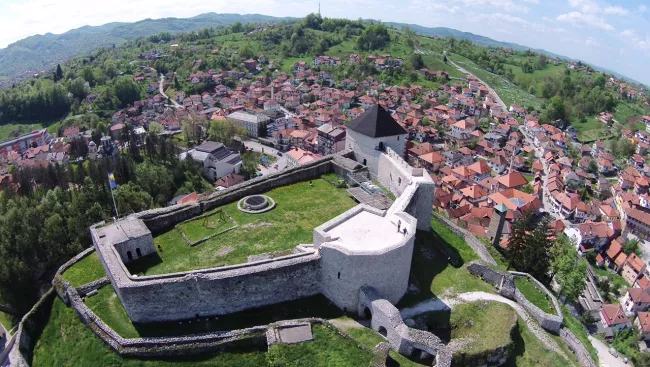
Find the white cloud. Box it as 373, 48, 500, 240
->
638, 5, 647, 13
521, 0, 539, 4
620, 29, 638, 38
456, 0, 530, 13
585, 37, 600, 46
603, 6, 628, 16
619, 29, 650, 51
556, 11, 614, 31
568, 0, 601, 14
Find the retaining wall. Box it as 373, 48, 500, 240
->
466, 262, 563, 333
432, 214, 497, 266
559, 328, 597, 367
7, 288, 56, 367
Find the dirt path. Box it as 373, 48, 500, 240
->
159, 74, 183, 109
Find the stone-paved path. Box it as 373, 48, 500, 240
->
400, 291, 570, 361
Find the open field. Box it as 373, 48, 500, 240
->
86, 285, 342, 338
60, 252, 106, 287
128, 178, 356, 275
514, 277, 555, 315
32, 297, 269, 367
450, 54, 543, 110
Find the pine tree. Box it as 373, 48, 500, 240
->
54, 64, 64, 82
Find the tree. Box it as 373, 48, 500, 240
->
104, 60, 118, 79
68, 77, 90, 100
113, 77, 141, 107
80, 66, 96, 87
114, 182, 153, 215
408, 53, 424, 70
357, 24, 391, 50
209, 119, 246, 147
240, 152, 260, 179
181, 114, 206, 146
543, 96, 568, 123
550, 234, 587, 302
506, 213, 553, 280
54, 64, 64, 82
623, 239, 639, 255
239, 44, 254, 60
148, 121, 164, 135
520, 184, 534, 194
588, 159, 598, 174
443, 54, 448, 63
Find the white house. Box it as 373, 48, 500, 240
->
182, 141, 242, 182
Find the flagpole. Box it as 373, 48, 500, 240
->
111, 187, 119, 219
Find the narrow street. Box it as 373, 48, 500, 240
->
159, 74, 183, 109
243, 140, 288, 175
589, 336, 631, 367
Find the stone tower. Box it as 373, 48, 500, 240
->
487, 203, 508, 247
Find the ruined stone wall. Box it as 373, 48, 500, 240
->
358, 286, 452, 367
560, 328, 598, 367
8, 288, 56, 367
116, 253, 322, 323
467, 262, 564, 333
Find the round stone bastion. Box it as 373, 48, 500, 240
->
237, 195, 276, 214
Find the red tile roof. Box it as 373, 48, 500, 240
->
601, 304, 629, 326
496, 172, 528, 188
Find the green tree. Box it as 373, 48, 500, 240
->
114, 182, 153, 215
408, 53, 424, 70
623, 239, 639, 255
543, 96, 568, 123
68, 77, 90, 100
357, 24, 391, 50
80, 66, 96, 86
148, 121, 164, 135
54, 64, 64, 82
550, 235, 587, 302
113, 77, 141, 107
240, 152, 260, 179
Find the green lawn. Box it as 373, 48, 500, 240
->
60, 252, 106, 287
398, 220, 495, 307
32, 297, 269, 367
267, 324, 374, 367
177, 210, 235, 243
86, 285, 343, 338
571, 117, 610, 142
507, 322, 571, 367
0, 122, 47, 141
450, 302, 516, 356
131, 178, 357, 275
514, 277, 556, 315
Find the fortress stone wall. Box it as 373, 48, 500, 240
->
92, 152, 435, 325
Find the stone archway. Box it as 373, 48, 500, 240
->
363, 307, 372, 320
378, 326, 388, 337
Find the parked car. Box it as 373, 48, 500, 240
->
609, 347, 618, 358
277, 151, 283, 156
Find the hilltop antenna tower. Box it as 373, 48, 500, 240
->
318, 2, 321, 15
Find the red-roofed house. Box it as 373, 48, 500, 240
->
600, 304, 631, 332
495, 171, 528, 191
622, 253, 647, 285
635, 312, 650, 340
623, 287, 650, 314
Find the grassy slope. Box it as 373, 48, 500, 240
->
60, 252, 106, 287
0, 122, 47, 141
132, 178, 356, 275
32, 297, 269, 367
399, 219, 495, 307
514, 277, 556, 315
508, 322, 569, 367
267, 324, 374, 367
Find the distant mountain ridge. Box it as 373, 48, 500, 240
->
0, 13, 643, 86
0, 13, 296, 84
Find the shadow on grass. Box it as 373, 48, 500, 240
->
126, 252, 163, 275
504, 324, 526, 367
396, 230, 462, 307
131, 294, 343, 338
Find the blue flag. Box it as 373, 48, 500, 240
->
108, 172, 117, 190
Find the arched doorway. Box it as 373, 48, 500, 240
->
127, 251, 133, 261
363, 307, 372, 320
136, 248, 142, 257
363, 158, 367, 166
378, 326, 388, 337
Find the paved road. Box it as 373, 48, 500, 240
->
159, 74, 183, 109
243, 140, 287, 175
589, 336, 631, 367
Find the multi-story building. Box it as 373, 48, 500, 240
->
0, 129, 50, 156
227, 111, 271, 138
317, 124, 346, 155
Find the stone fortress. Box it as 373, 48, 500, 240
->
92, 104, 435, 329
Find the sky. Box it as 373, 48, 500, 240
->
1, 0, 650, 85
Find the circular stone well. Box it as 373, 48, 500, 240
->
238, 195, 276, 214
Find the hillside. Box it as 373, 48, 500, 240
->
0, 13, 296, 85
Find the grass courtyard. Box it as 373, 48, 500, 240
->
60, 252, 106, 287
514, 277, 556, 315
129, 178, 357, 275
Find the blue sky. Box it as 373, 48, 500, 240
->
1, 0, 649, 85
